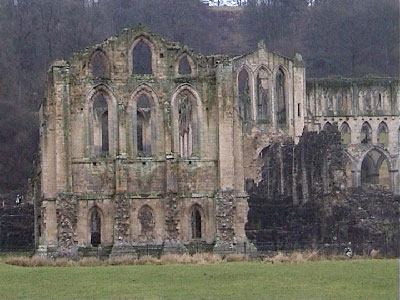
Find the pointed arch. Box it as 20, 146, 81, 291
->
237, 66, 252, 122
89, 49, 111, 78
190, 204, 204, 240
89, 206, 103, 247
129, 36, 156, 75
255, 66, 271, 122
323, 122, 332, 131
325, 91, 334, 114
138, 205, 155, 240
275, 66, 287, 126
87, 84, 118, 157
358, 146, 393, 171
177, 53, 195, 76
128, 84, 159, 157
359, 147, 392, 189
360, 122, 372, 144
340, 122, 351, 146
171, 84, 203, 158
377, 121, 389, 148
336, 90, 344, 114
375, 90, 384, 111
361, 90, 373, 112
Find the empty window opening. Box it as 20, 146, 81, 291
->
138, 206, 155, 240
340, 123, 351, 146
137, 114, 143, 153
361, 149, 390, 190
93, 94, 109, 156
178, 55, 192, 75
178, 90, 199, 158
276, 68, 286, 125
377, 122, 389, 148
90, 209, 101, 247
132, 40, 152, 74
336, 93, 344, 113
361, 155, 374, 185
377, 93, 383, 110
360, 122, 372, 144
297, 103, 301, 117
364, 92, 372, 111
238, 69, 251, 121
136, 94, 152, 156
256, 69, 269, 121
323, 122, 332, 131
191, 206, 202, 239
91, 51, 109, 78
101, 111, 109, 153
378, 159, 390, 188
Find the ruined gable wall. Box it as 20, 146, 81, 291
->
61, 27, 222, 199
37, 27, 247, 253
231, 49, 306, 186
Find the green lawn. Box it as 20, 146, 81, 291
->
0, 259, 396, 300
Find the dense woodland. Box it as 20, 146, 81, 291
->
0, 0, 398, 193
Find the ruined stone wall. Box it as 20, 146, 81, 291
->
247, 126, 345, 206
246, 127, 399, 256
39, 26, 302, 256
306, 77, 400, 194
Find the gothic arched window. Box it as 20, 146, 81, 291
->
177, 90, 199, 158
90, 50, 110, 78
136, 94, 152, 156
132, 40, 152, 74
378, 122, 389, 148
238, 68, 251, 121
138, 205, 155, 238
360, 122, 372, 144
178, 54, 192, 75
256, 68, 269, 122
276, 68, 286, 125
191, 206, 202, 239
364, 91, 372, 112
340, 122, 351, 146
90, 208, 101, 247
93, 93, 109, 156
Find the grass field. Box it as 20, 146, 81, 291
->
0, 259, 396, 300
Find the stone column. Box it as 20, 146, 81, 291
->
110, 194, 137, 257
52, 62, 72, 194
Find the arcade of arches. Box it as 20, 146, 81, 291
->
33, 26, 399, 258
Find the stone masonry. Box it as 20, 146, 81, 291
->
33, 26, 399, 257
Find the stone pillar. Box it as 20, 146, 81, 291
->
110, 194, 137, 257
213, 63, 256, 255
52, 62, 72, 194
55, 193, 78, 257
293, 54, 306, 142
213, 191, 236, 253
163, 193, 187, 253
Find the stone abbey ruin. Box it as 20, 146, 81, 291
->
32, 26, 399, 257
